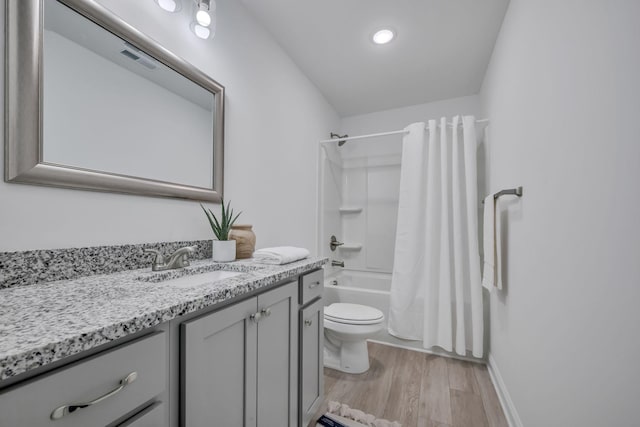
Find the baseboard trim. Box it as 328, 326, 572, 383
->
487, 354, 523, 427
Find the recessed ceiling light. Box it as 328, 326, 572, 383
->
372, 29, 395, 45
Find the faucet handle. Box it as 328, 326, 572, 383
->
330, 235, 344, 251
179, 253, 192, 268
143, 248, 165, 265
173, 246, 197, 268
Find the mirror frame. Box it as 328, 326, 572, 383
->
5, 0, 225, 202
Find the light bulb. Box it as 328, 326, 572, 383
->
192, 23, 210, 39
196, 7, 211, 27
372, 29, 395, 45
155, 0, 180, 13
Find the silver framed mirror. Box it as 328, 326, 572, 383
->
5, 0, 225, 202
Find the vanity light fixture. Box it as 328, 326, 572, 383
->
191, 0, 216, 39
154, 0, 181, 13
154, 0, 215, 40
372, 28, 395, 45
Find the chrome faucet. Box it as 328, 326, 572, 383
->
144, 246, 197, 271
331, 260, 345, 267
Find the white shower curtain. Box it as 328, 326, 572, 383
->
388, 116, 484, 358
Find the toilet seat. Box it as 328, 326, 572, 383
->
324, 303, 384, 325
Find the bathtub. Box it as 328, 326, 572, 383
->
324, 270, 391, 320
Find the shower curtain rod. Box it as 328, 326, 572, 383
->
318, 118, 489, 144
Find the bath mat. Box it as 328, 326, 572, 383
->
316, 401, 402, 427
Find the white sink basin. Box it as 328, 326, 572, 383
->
158, 270, 242, 288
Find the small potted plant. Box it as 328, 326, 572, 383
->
201, 199, 242, 262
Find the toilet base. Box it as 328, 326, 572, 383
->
324, 338, 370, 374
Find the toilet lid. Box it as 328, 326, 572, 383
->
324, 303, 384, 325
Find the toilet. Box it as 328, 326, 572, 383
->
323, 303, 385, 374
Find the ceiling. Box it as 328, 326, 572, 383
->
241, 0, 510, 117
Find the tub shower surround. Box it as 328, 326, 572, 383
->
0, 246, 327, 381
0, 240, 213, 289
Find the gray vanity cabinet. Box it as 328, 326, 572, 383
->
0, 267, 325, 427
181, 280, 298, 427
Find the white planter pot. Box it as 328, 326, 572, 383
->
212, 240, 236, 262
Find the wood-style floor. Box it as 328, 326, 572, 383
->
310, 342, 508, 427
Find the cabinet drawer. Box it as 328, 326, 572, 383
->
0, 332, 167, 427
300, 269, 323, 305
118, 402, 165, 427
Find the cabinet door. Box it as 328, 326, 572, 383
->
181, 298, 258, 427
300, 298, 324, 426
256, 281, 298, 427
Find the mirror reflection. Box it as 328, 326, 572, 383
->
42, 1, 216, 188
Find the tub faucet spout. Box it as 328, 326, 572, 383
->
331, 260, 345, 267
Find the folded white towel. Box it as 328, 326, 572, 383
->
482, 194, 502, 290
252, 246, 310, 265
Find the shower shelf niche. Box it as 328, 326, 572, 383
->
339, 244, 363, 251
338, 206, 363, 214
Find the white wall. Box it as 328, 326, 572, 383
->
0, 0, 339, 252
480, 1, 640, 425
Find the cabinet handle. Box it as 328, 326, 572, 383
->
308, 281, 321, 289
260, 308, 271, 317
304, 319, 313, 327
250, 312, 262, 323
50, 371, 138, 420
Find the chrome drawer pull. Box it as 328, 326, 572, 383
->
304, 319, 313, 327
308, 281, 321, 289
50, 371, 137, 420
250, 312, 262, 323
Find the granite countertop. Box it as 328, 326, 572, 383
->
0, 257, 327, 381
